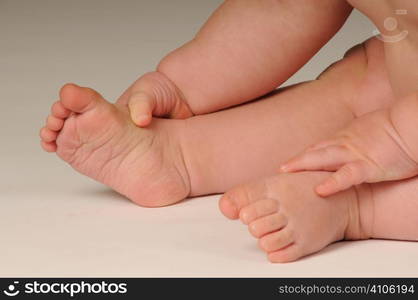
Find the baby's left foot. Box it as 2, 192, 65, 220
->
219, 172, 371, 263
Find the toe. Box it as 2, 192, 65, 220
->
40, 127, 58, 142
239, 199, 278, 224
51, 100, 71, 119
46, 115, 64, 131
267, 244, 301, 263
248, 213, 287, 238
60, 83, 104, 113
219, 180, 269, 220
128, 92, 154, 126
218, 196, 239, 219
258, 228, 294, 253
41, 141, 57, 152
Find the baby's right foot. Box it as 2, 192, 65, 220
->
40, 84, 191, 207
219, 172, 372, 263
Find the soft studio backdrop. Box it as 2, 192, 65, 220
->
1, 0, 417, 276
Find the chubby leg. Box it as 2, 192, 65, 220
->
369, 178, 418, 241
348, 0, 418, 97
182, 42, 367, 196
40, 38, 371, 207
39, 46, 364, 207
123, 0, 353, 126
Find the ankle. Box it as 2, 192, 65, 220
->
178, 118, 218, 197
152, 118, 193, 201
344, 183, 374, 240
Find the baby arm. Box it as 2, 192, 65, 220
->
125, 0, 353, 126
280, 92, 418, 197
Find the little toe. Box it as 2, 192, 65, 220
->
239, 199, 279, 224
258, 228, 294, 253
248, 213, 287, 238
46, 115, 64, 131
51, 100, 71, 119
219, 180, 269, 220
267, 244, 301, 263
40, 127, 58, 143
41, 141, 57, 152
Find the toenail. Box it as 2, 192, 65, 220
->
240, 211, 249, 223
222, 196, 238, 216
260, 241, 268, 251
134, 115, 150, 125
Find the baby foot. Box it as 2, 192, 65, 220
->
219, 172, 370, 262
117, 72, 193, 127
40, 83, 190, 207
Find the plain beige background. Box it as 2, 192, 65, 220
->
1, 0, 417, 277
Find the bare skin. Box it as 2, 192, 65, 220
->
220, 172, 368, 263
125, 0, 417, 127
218, 38, 418, 262
39, 0, 418, 263
348, 0, 418, 97
40, 36, 418, 263
279, 93, 418, 197
124, 0, 352, 126
279, 1, 418, 196
220, 171, 418, 263
40, 35, 368, 206
40, 84, 190, 207
122, 0, 418, 197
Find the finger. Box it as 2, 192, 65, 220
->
128, 92, 155, 127
280, 145, 353, 173
315, 160, 370, 196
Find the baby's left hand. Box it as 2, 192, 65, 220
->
280, 109, 418, 197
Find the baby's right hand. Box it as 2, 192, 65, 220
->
124, 72, 193, 127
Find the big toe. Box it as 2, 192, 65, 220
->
219, 180, 269, 220
59, 83, 105, 113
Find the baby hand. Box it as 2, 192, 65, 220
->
280, 109, 418, 197
123, 72, 193, 127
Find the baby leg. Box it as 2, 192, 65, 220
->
348, 0, 418, 97
123, 0, 353, 126
182, 43, 367, 196
41, 39, 368, 206
368, 178, 418, 241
